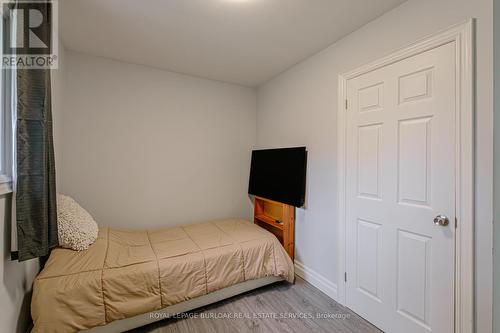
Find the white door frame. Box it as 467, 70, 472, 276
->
337, 20, 474, 333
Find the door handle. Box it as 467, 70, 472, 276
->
433, 215, 449, 226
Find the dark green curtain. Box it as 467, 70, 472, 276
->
15, 2, 58, 261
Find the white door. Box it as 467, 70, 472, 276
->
345, 42, 455, 333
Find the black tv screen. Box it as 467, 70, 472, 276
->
248, 147, 307, 207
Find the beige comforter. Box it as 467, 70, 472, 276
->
31, 219, 294, 332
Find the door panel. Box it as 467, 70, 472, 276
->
356, 218, 381, 300
398, 116, 432, 207
396, 229, 431, 328
357, 124, 382, 199
345, 42, 455, 333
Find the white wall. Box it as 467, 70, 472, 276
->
256, 0, 493, 331
59, 51, 257, 229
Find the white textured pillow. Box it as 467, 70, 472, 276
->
57, 194, 99, 251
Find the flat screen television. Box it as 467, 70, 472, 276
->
248, 147, 307, 207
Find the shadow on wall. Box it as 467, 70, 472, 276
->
2, 193, 37, 333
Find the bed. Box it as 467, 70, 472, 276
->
31, 219, 295, 333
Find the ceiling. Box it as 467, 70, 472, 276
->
60, 0, 406, 87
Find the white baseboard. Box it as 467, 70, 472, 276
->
294, 260, 338, 301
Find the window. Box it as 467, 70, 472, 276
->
0, 68, 13, 183
0, 11, 13, 190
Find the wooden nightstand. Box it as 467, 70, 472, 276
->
253, 196, 295, 261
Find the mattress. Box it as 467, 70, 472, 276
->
31, 219, 294, 333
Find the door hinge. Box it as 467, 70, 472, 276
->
344, 272, 347, 282
455, 217, 458, 229
345, 99, 348, 110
